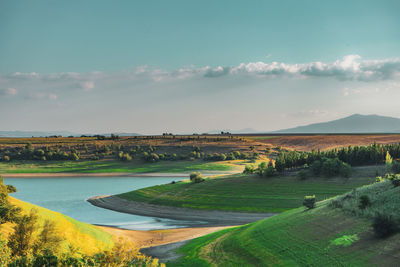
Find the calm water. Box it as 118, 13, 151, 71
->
4, 176, 203, 230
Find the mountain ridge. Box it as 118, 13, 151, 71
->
274, 114, 400, 133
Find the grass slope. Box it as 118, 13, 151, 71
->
0, 159, 235, 174
1, 197, 114, 256
170, 180, 400, 266
119, 166, 380, 213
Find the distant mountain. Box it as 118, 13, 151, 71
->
0, 131, 142, 137
274, 114, 400, 133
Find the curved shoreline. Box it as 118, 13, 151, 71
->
2, 172, 189, 178
88, 195, 276, 227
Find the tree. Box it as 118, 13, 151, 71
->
0, 176, 20, 225
6, 185, 17, 193
189, 172, 204, 183
256, 162, 267, 176
385, 151, 393, 172
243, 164, 256, 174
33, 220, 64, 255
8, 209, 38, 256
303, 195, 316, 209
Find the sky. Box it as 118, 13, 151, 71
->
1, 0, 400, 134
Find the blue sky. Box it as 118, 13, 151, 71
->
1, 0, 400, 133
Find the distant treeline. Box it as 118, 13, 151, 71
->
0, 143, 258, 162
275, 143, 400, 172
117, 146, 257, 162
0, 143, 80, 161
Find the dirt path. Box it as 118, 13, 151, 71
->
88, 195, 276, 226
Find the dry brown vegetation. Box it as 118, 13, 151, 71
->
249, 134, 400, 151
2, 134, 400, 160
0, 135, 267, 160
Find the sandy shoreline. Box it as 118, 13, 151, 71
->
88, 195, 276, 226
1, 172, 189, 178
97, 225, 230, 248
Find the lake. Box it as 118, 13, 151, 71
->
4, 176, 203, 230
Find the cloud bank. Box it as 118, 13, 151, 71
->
2, 55, 400, 87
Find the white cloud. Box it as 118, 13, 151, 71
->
81, 81, 95, 91
3, 55, 400, 85
342, 87, 350, 96
48, 93, 57, 100
0, 87, 18, 96
229, 55, 400, 81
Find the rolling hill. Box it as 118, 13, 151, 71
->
274, 114, 400, 133
170, 180, 400, 266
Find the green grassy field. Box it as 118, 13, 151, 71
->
0, 159, 236, 173
119, 165, 382, 213
169, 181, 400, 266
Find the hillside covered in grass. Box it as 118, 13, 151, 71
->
1, 197, 114, 256
0, 178, 163, 266
118, 166, 380, 213
0, 159, 236, 174
169, 179, 400, 266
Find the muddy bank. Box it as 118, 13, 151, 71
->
88, 195, 276, 226
140, 240, 190, 263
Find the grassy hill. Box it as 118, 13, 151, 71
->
169, 179, 400, 266
1, 196, 114, 256
0, 159, 235, 174
119, 166, 381, 213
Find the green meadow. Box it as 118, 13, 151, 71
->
119, 165, 382, 213
0, 159, 234, 174
169, 180, 400, 266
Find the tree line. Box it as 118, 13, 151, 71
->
274, 143, 400, 172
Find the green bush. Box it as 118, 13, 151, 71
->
264, 166, 277, 177
243, 164, 256, 174
297, 170, 308, 180
310, 158, 351, 177
190, 172, 203, 182
358, 195, 371, 210
303, 195, 316, 209
372, 213, 397, 238
391, 161, 400, 174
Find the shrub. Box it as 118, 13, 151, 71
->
372, 213, 397, 238
193, 177, 205, 183
310, 158, 351, 177
339, 162, 352, 178
190, 172, 202, 182
392, 161, 400, 174
303, 195, 316, 209
385, 174, 400, 187
375, 176, 384, 183
256, 162, 267, 176
243, 164, 256, 174
358, 195, 371, 210
6, 185, 17, 194
391, 175, 400, 187
297, 170, 308, 180
264, 166, 277, 177
310, 160, 322, 175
